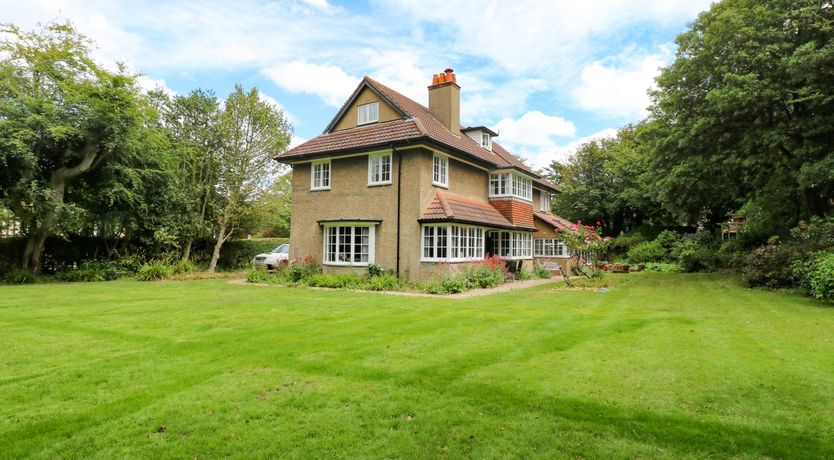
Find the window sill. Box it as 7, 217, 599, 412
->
357, 120, 378, 126
367, 181, 392, 187
432, 182, 448, 189
421, 257, 484, 263
323, 262, 370, 267
310, 187, 331, 191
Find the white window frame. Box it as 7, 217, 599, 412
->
367, 152, 392, 186
311, 160, 331, 191
432, 154, 448, 188
357, 102, 379, 125
480, 132, 491, 150
540, 192, 551, 212
322, 224, 376, 266
534, 238, 568, 258
489, 172, 532, 201
421, 224, 485, 262
488, 230, 533, 260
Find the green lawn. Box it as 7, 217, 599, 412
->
1, 274, 833, 459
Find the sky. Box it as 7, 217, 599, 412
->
2, 0, 714, 168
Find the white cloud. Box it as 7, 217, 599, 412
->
383, 0, 713, 76
288, 135, 307, 149
494, 111, 577, 168
135, 75, 177, 96
552, 128, 619, 164
259, 93, 298, 125
263, 60, 358, 107
572, 49, 670, 119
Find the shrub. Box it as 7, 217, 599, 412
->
809, 253, 834, 302
609, 225, 660, 255
643, 262, 684, 273
533, 264, 552, 279
2, 269, 37, 284
674, 238, 724, 272
742, 244, 798, 288
516, 267, 534, 281
426, 273, 467, 294
137, 261, 174, 281
365, 274, 400, 291
171, 260, 196, 275
627, 241, 667, 264
54, 266, 105, 282
246, 266, 270, 283
655, 230, 682, 252
367, 264, 386, 278
306, 273, 363, 288
460, 257, 507, 289
285, 256, 320, 283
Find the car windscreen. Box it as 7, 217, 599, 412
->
272, 244, 289, 254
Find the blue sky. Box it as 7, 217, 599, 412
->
4, 0, 713, 167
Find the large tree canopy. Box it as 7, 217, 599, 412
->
545, 124, 665, 236
647, 0, 834, 233
0, 22, 145, 271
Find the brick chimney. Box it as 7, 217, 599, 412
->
428, 68, 460, 134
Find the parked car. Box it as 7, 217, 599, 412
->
252, 243, 290, 270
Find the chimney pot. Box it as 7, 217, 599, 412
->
438, 72, 446, 83
431, 74, 439, 85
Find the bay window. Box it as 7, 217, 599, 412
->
488, 230, 533, 259
323, 225, 374, 266
422, 224, 484, 262
534, 238, 567, 257
489, 172, 532, 201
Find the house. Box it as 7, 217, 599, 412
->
276, 68, 573, 280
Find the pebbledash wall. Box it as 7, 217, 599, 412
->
289, 146, 552, 281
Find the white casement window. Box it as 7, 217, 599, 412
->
422, 224, 485, 262
488, 230, 533, 259
323, 225, 375, 266
432, 154, 448, 187
540, 192, 551, 212
368, 152, 392, 186
311, 160, 331, 190
357, 102, 379, 125
489, 172, 532, 201
534, 238, 567, 257
481, 132, 491, 150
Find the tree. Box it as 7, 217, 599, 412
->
237, 170, 293, 238
0, 22, 144, 272
152, 89, 221, 261
648, 0, 834, 234
545, 124, 664, 236
207, 85, 292, 272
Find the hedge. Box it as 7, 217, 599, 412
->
0, 236, 289, 274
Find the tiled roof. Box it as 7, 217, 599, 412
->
420, 191, 533, 230
277, 76, 559, 192
533, 211, 574, 229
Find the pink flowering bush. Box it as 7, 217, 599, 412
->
555, 220, 612, 278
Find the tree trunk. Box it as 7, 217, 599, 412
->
181, 238, 193, 263
21, 141, 102, 273
207, 221, 227, 273
22, 225, 51, 274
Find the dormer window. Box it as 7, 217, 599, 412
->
357, 102, 379, 125
462, 126, 497, 152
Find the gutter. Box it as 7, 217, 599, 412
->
395, 145, 402, 277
